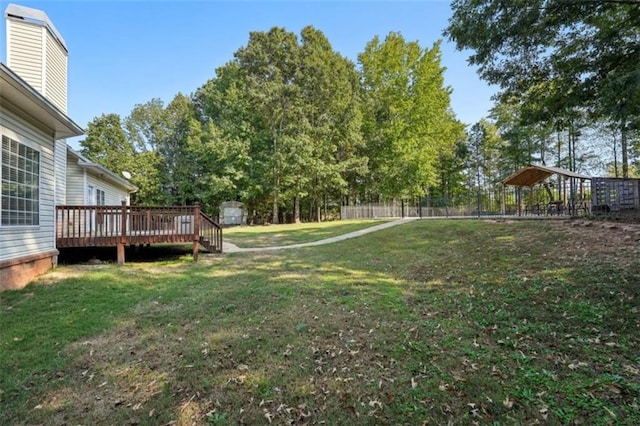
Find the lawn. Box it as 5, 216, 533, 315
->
223, 219, 391, 248
1, 219, 639, 425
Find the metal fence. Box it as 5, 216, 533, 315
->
340, 187, 595, 220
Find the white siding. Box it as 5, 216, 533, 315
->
54, 140, 67, 205
6, 19, 44, 93
86, 174, 129, 205
44, 31, 68, 113
0, 108, 56, 263
65, 152, 86, 204
66, 154, 130, 205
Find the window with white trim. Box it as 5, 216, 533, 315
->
96, 189, 105, 205
1, 135, 40, 226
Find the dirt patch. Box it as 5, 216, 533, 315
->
38, 265, 110, 285
560, 219, 640, 259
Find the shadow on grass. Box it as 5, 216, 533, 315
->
58, 244, 196, 265
2, 220, 639, 424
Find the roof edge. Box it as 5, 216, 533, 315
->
1, 62, 83, 138
68, 147, 138, 193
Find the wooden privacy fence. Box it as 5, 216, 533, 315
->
56, 201, 222, 264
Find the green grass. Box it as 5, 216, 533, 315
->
223, 219, 390, 247
1, 219, 639, 425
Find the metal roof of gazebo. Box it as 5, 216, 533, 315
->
502, 165, 591, 187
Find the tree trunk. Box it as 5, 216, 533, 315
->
272, 192, 279, 224
621, 124, 629, 178
294, 197, 301, 224
613, 133, 619, 178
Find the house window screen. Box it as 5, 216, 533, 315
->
1, 135, 40, 226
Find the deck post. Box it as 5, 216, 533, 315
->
117, 200, 127, 265
193, 203, 201, 262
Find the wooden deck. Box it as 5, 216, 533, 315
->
56, 202, 222, 263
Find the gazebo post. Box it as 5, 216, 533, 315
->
530, 185, 535, 215
501, 184, 506, 216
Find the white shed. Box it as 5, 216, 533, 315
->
220, 200, 244, 226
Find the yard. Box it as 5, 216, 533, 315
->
1, 219, 639, 424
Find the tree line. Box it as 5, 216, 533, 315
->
81, 3, 640, 222
80, 27, 464, 222
446, 0, 640, 191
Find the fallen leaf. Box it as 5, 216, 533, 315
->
368, 399, 382, 409
503, 396, 513, 409
605, 385, 621, 394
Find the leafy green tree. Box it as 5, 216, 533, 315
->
359, 33, 463, 200
122, 99, 171, 205
297, 26, 365, 221
430, 136, 469, 203
125, 98, 168, 152
467, 119, 504, 190
232, 27, 306, 223
155, 93, 205, 206
80, 113, 136, 180
445, 0, 640, 176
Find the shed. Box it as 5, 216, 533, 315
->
220, 201, 244, 226
591, 177, 640, 215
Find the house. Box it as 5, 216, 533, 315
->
66, 147, 137, 206
0, 63, 83, 289
2, 4, 222, 289
1, 4, 143, 289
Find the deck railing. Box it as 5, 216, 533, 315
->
55, 202, 222, 263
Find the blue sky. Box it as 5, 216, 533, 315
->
2, 0, 496, 148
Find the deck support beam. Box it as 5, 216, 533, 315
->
193, 203, 200, 262
118, 200, 127, 265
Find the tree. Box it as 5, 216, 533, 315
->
467, 119, 503, 190
80, 113, 135, 178
125, 98, 168, 153
123, 99, 170, 205
297, 26, 365, 221
232, 27, 306, 223
359, 33, 463, 200
155, 93, 209, 206
446, 0, 640, 176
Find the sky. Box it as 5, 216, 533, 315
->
1, 0, 496, 148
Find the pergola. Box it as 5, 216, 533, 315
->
501, 165, 592, 215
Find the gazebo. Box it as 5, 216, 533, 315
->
501, 165, 592, 216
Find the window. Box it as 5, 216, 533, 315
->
1, 135, 40, 226
97, 189, 105, 205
